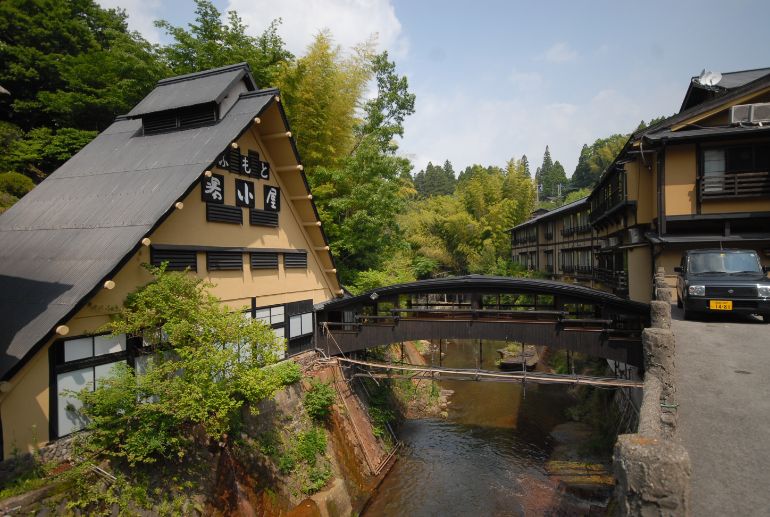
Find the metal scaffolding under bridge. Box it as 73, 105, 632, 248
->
314, 275, 650, 368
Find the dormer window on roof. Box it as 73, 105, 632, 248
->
127, 62, 257, 135
141, 103, 219, 134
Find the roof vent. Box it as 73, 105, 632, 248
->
142, 103, 218, 135
730, 102, 770, 125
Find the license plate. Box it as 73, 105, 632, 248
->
709, 300, 733, 311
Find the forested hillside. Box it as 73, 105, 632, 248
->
0, 0, 651, 291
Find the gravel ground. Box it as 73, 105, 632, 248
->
671, 305, 770, 517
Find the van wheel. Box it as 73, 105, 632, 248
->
677, 295, 683, 309
763, 314, 770, 324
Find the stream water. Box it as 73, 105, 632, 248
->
362, 339, 592, 516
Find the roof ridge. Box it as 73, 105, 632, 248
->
689, 66, 770, 80
157, 62, 251, 86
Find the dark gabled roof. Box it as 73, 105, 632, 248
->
127, 63, 256, 118
508, 196, 588, 232
0, 82, 279, 381
680, 67, 770, 112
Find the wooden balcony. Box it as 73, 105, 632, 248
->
700, 171, 770, 200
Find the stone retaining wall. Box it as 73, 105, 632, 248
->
0, 435, 75, 488
612, 268, 691, 516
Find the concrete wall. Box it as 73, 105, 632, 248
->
613, 270, 691, 515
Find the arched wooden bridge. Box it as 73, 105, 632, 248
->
314, 275, 650, 368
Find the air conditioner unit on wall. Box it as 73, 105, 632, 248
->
730, 103, 770, 125
751, 103, 770, 123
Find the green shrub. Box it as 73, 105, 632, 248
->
277, 453, 296, 474
0, 171, 34, 198
303, 465, 332, 494
75, 265, 287, 465
304, 379, 335, 421
295, 427, 326, 466
273, 360, 302, 385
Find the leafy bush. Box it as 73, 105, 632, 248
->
304, 465, 332, 494
273, 360, 302, 385
0, 172, 34, 198
304, 379, 335, 421
75, 264, 289, 465
295, 427, 326, 466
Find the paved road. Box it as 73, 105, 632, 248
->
671, 306, 770, 517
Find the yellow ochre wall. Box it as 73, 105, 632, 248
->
664, 145, 697, 216
1, 107, 337, 457
627, 246, 653, 303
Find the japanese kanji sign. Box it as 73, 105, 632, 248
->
217, 147, 270, 179
217, 148, 241, 173
201, 173, 225, 204
235, 179, 256, 208
264, 185, 280, 212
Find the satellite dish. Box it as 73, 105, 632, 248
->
695, 69, 722, 87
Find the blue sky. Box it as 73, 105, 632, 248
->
99, 0, 770, 176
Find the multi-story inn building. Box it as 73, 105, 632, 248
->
0, 64, 342, 458
511, 67, 770, 302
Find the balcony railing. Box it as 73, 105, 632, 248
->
575, 265, 593, 275
561, 227, 575, 237
700, 171, 770, 199
561, 264, 575, 273
545, 265, 554, 273
575, 224, 592, 235
593, 267, 629, 293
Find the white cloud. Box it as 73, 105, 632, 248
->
226, 0, 407, 57
97, 0, 164, 43
508, 69, 544, 91
542, 42, 578, 64
398, 84, 677, 178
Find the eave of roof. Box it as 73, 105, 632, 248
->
645, 232, 770, 244
508, 196, 588, 232
643, 124, 770, 143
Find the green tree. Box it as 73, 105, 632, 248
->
0, 0, 163, 131
296, 48, 416, 282
416, 161, 455, 197
570, 144, 593, 189
75, 265, 296, 465
535, 146, 567, 199
564, 187, 592, 204
5, 127, 97, 180
277, 31, 371, 173
156, 0, 292, 88
311, 138, 414, 282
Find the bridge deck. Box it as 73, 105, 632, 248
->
315, 275, 649, 368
